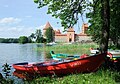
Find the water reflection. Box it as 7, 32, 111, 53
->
0, 43, 54, 83
0, 43, 51, 72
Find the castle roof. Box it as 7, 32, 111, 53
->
67, 27, 75, 32
55, 29, 61, 35
43, 22, 52, 30
83, 23, 88, 28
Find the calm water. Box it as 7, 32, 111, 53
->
0, 43, 47, 72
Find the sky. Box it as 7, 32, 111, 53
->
0, 0, 88, 38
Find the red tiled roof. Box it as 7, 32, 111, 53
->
67, 27, 75, 32
55, 29, 61, 35
43, 22, 52, 30
55, 34, 67, 36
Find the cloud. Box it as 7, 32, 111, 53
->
36, 24, 45, 29
35, 24, 45, 34
0, 17, 21, 24
0, 26, 36, 38
0, 23, 64, 38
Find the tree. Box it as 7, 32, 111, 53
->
35, 29, 43, 43
19, 36, 28, 44
34, 0, 110, 53
45, 27, 54, 43
29, 29, 45, 43
109, 0, 120, 48
87, 0, 120, 49
29, 33, 36, 42
34, 0, 85, 29
0, 38, 18, 43
86, 0, 102, 43
100, 0, 110, 53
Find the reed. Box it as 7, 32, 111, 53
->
37, 43, 98, 55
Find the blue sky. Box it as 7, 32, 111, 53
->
0, 0, 88, 38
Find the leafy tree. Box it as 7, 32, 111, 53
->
45, 27, 54, 43
87, 0, 120, 49
34, 0, 86, 29
29, 29, 45, 43
29, 33, 36, 42
109, 0, 120, 48
35, 29, 43, 43
87, 0, 110, 52
19, 36, 28, 44
34, 0, 110, 53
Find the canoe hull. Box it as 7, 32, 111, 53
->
13, 62, 36, 72
13, 53, 105, 76
35, 53, 105, 75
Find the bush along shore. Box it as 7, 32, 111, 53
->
1, 43, 120, 84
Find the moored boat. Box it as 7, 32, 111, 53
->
12, 62, 36, 72
90, 48, 120, 62
50, 51, 80, 60
13, 53, 105, 76
90, 48, 120, 55
108, 50, 120, 55
90, 48, 99, 54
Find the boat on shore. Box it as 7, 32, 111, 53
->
108, 50, 120, 55
90, 48, 120, 62
13, 53, 105, 76
50, 51, 80, 60
90, 48, 120, 55
90, 48, 99, 54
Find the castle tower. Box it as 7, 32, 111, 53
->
43, 22, 53, 38
67, 27, 75, 43
81, 23, 88, 34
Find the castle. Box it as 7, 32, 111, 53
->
43, 22, 92, 43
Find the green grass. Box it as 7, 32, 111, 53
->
2, 69, 119, 84
23, 69, 118, 84
37, 43, 98, 55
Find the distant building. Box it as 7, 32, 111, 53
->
43, 22, 92, 43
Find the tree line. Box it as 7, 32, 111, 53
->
0, 27, 54, 44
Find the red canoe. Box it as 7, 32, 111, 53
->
13, 53, 105, 76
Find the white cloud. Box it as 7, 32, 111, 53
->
35, 24, 45, 34
36, 24, 45, 30
0, 23, 64, 38
0, 26, 35, 38
0, 17, 21, 24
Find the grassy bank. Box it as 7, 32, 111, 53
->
23, 69, 119, 84
2, 68, 120, 84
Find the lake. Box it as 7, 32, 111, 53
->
0, 43, 48, 73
